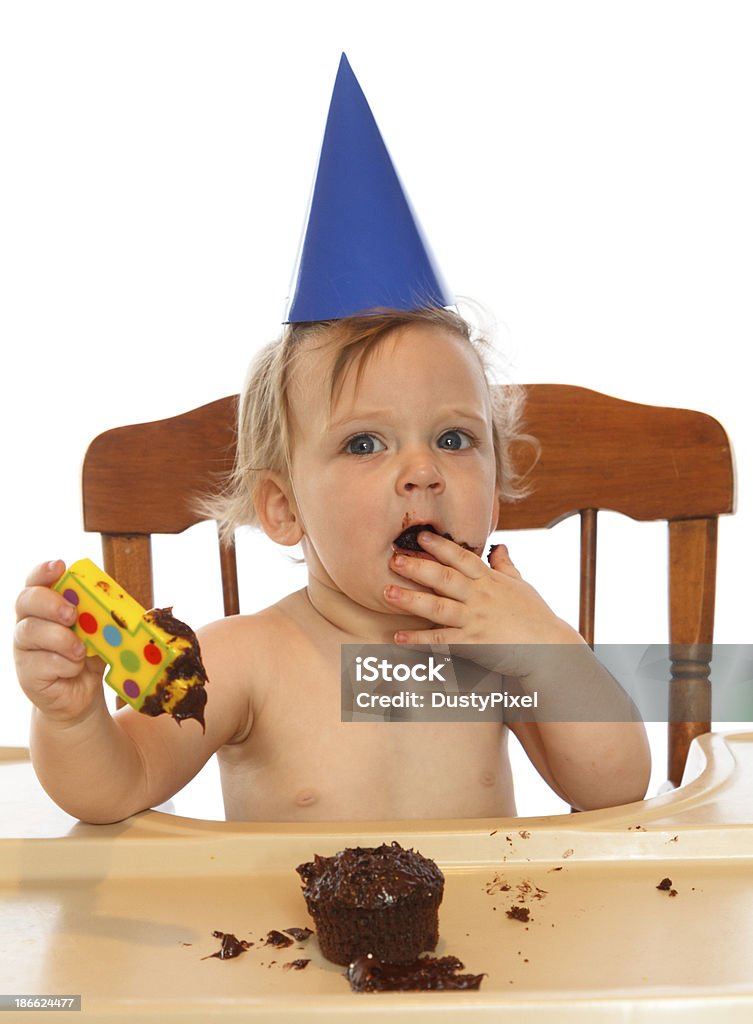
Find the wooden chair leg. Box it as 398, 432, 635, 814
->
101, 534, 154, 709
218, 530, 240, 617
668, 518, 718, 786
101, 534, 154, 609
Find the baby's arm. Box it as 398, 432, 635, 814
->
14, 561, 249, 823
385, 534, 651, 811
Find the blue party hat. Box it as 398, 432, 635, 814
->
284, 54, 453, 323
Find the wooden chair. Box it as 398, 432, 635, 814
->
81, 384, 735, 787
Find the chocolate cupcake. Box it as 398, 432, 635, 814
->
295, 842, 444, 966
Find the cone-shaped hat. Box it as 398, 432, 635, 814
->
285, 54, 453, 323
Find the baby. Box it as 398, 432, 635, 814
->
14, 306, 650, 823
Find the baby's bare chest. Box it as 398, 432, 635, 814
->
221, 658, 514, 820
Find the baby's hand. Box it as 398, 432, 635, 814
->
385, 532, 581, 675
14, 560, 107, 724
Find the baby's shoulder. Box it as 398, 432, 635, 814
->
191, 594, 310, 745
197, 590, 310, 668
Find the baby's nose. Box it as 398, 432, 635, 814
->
395, 450, 445, 494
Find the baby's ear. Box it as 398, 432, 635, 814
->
254, 473, 304, 546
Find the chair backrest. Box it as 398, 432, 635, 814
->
82, 384, 734, 787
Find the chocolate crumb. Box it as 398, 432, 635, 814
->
265, 930, 294, 948
203, 931, 251, 960
484, 874, 511, 895
656, 877, 678, 896
506, 906, 530, 923
283, 927, 313, 942
283, 959, 311, 971
516, 880, 547, 901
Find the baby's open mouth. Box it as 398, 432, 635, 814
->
392, 524, 474, 554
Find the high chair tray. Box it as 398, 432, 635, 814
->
2, 733, 753, 1022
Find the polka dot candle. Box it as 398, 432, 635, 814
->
53, 558, 179, 712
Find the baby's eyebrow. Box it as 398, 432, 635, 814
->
328, 406, 489, 431
426, 407, 493, 430
327, 408, 395, 431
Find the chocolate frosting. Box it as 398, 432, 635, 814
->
296, 842, 444, 910
346, 953, 485, 992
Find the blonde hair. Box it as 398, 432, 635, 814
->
207, 307, 534, 542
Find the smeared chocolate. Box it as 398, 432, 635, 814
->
139, 696, 163, 718
203, 931, 252, 960
393, 524, 474, 553
346, 954, 485, 992
146, 606, 201, 641
140, 607, 208, 730
141, 675, 208, 730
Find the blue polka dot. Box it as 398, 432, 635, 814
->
102, 624, 123, 647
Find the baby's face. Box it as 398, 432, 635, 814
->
287, 323, 499, 615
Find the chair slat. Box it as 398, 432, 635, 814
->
579, 509, 598, 647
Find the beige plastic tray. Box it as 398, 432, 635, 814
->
2, 733, 753, 1022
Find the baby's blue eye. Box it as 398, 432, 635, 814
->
437, 430, 472, 451
346, 433, 386, 455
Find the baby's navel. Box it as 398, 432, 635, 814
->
294, 788, 319, 808
479, 770, 496, 788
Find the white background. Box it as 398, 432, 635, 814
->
1, 0, 750, 819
